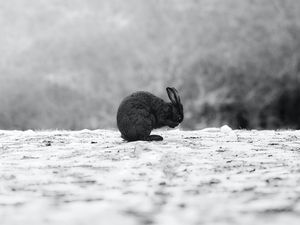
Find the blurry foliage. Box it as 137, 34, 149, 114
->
0, 0, 300, 130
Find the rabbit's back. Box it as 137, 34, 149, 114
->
117, 92, 155, 115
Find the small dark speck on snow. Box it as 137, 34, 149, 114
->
42, 140, 52, 147
269, 143, 279, 146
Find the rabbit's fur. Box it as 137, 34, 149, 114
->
117, 87, 184, 141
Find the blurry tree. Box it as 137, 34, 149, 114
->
1, 0, 300, 130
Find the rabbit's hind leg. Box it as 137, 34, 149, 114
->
143, 135, 163, 141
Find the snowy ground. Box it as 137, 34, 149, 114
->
1, 127, 300, 225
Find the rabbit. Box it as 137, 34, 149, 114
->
117, 87, 184, 141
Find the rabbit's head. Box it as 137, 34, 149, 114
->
166, 87, 184, 124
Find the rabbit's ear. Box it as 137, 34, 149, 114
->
166, 87, 181, 105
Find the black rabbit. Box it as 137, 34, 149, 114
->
117, 87, 184, 141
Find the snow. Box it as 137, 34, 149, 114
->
1, 127, 300, 225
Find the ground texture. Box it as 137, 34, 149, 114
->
1, 127, 300, 225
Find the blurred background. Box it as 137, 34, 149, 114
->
1, 0, 300, 130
